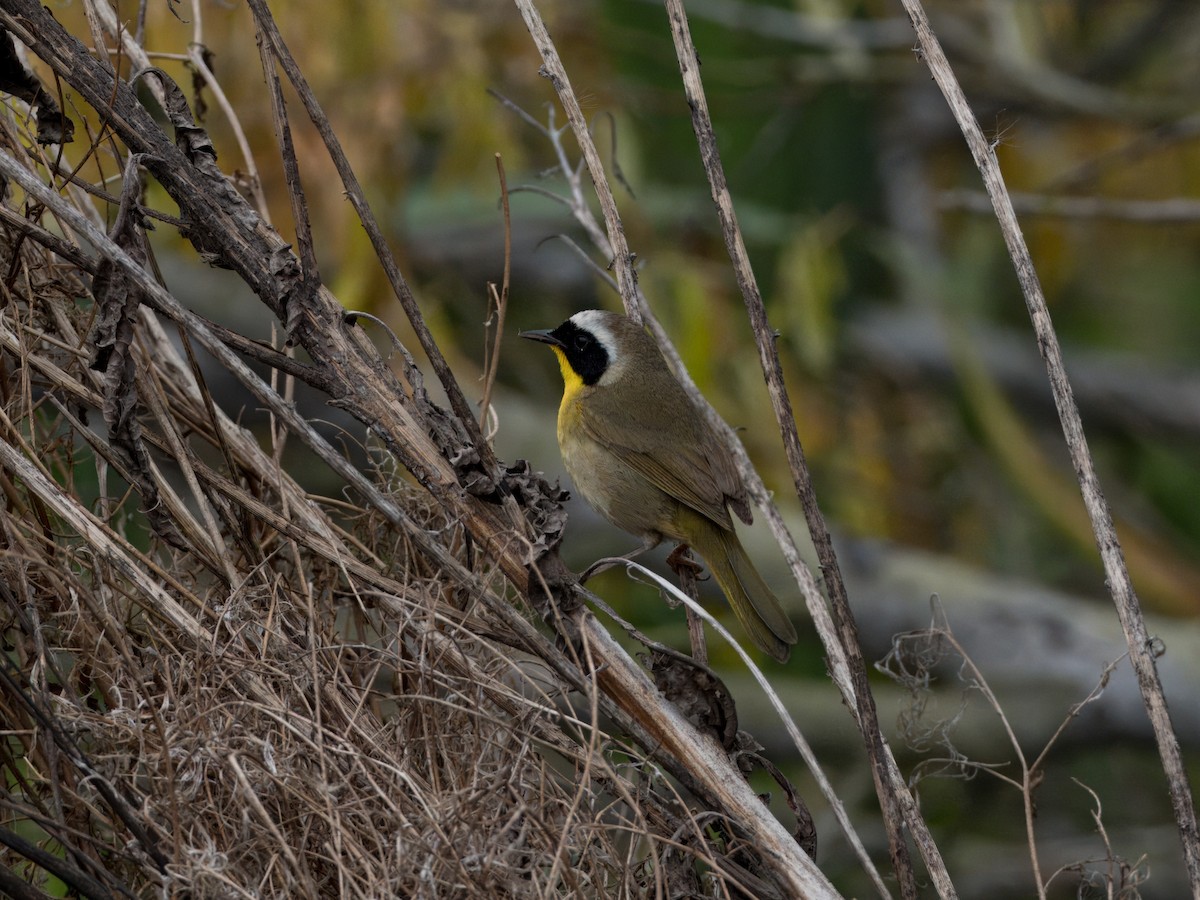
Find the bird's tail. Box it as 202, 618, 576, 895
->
691, 523, 798, 663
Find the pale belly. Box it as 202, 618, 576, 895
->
558, 426, 680, 544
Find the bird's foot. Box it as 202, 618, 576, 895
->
666, 543, 705, 578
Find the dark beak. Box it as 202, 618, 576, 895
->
519, 328, 564, 348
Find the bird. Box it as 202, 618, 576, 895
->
520, 309, 797, 662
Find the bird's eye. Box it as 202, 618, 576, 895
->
575, 334, 592, 350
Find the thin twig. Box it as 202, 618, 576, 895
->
667, 545, 708, 666
479, 153, 511, 432
923, 622, 1047, 897
538, 233, 620, 292
254, 12, 318, 284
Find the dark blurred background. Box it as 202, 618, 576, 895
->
46, 0, 1200, 895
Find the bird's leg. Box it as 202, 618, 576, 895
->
665, 544, 708, 666
579, 533, 662, 583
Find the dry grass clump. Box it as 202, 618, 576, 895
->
0, 187, 682, 897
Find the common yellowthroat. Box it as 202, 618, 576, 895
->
521, 310, 798, 662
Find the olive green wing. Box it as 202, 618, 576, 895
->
577, 383, 746, 529
698, 420, 753, 525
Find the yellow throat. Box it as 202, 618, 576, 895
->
551, 345, 585, 406
551, 345, 587, 443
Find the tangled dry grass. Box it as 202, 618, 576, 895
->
0, 178, 588, 896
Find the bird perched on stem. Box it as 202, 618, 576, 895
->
521, 309, 797, 662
